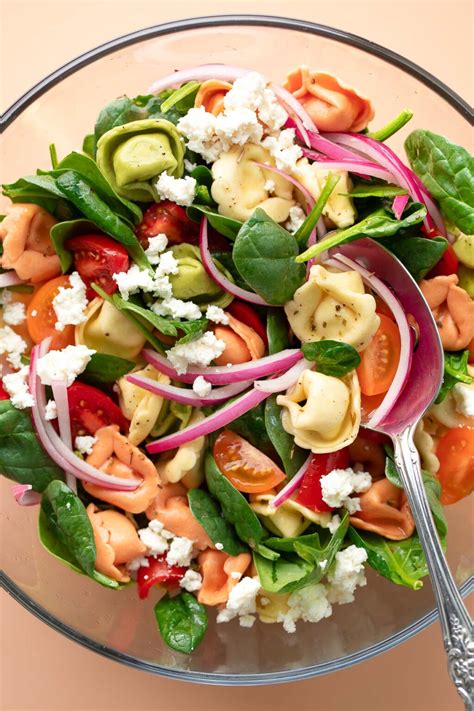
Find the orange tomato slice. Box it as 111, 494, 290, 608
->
26, 275, 76, 349
213, 429, 286, 493
436, 426, 474, 505
357, 314, 401, 396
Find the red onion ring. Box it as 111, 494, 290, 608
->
125, 373, 253, 406
0, 272, 24, 288
251, 161, 313, 213
301, 153, 394, 183
254, 359, 311, 393
392, 194, 410, 220
51, 379, 76, 492
269, 454, 312, 509
11, 483, 41, 506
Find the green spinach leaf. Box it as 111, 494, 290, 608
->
435, 350, 472, 403
187, 488, 249, 556
264, 395, 307, 478
50, 219, 99, 272
160, 82, 200, 114
379, 234, 448, 282
81, 353, 135, 386
154, 592, 208, 654
266, 310, 290, 355
349, 182, 408, 199
302, 340, 361, 376
187, 204, 242, 240
229, 401, 275, 457
253, 552, 312, 593
295, 172, 340, 247
1, 175, 75, 220
253, 542, 280, 560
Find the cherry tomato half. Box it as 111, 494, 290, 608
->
213, 429, 286, 493
226, 301, 268, 345
67, 382, 129, 439
436, 426, 474, 505
66, 235, 129, 300
422, 227, 459, 277
0, 380, 10, 400
26, 276, 76, 350
137, 555, 187, 599
296, 448, 350, 512
357, 314, 401, 397
136, 201, 199, 247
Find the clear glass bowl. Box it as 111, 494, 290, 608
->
1, 15, 473, 685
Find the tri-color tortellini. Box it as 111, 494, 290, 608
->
276, 369, 361, 453
285, 265, 380, 351
211, 144, 294, 223
96, 118, 185, 201
155, 411, 206, 488
75, 298, 146, 360
250, 491, 332, 537
294, 158, 356, 228
117, 364, 170, 445
169, 244, 233, 309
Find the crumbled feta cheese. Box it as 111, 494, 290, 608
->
75, 435, 97, 455
31, 309, 38, 317
152, 276, 174, 301
44, 400, 57, 420
127, 556, 150, 572
113, 264, 156, 300
155, 251, 179, 277
319, 559, 328, 569
327, 545, 368, 605
264, 179, 276, 194
328, 515, 342, 534
223, 72, 287, 132
214, 542, 224, 551
0, 325, 27, 369
262, 129, 303, 172
155, 173, 196, 207
184, 159, 197, 173
259, 596, 270, 606
238, 614, 256, 628
453, 382, 474, 417
166, 536, 194, 567
179, 569, 203, 592
178, 107, 223, 163
138, 519, 173, 556
285, 205, 306, 233
145, 234, 168, 264
2, 294, 26, 326
2, 366, 34, 409
193, 376, 212, 398
52, 271, 88, 331
278, 582, 332, 634
166, 331, 226, 374
205, 305, 229, 324
216, 576, 261, 624
152, 297, 201, 321
231, 571, 243, 581
36, 345, 95, 386
321, 467, 372, 513
215, 107, 263, 147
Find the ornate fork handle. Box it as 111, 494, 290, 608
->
393, 425, 474, 710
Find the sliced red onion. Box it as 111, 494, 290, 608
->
51, 379, 76, 492
392, 194, 410, 220
271, 85, 317, 133
251, 161, 313, 213
11, 483, 41, 506
146, 388, 271, 454
125, 372, 253, 406
325, 253, 413, 427
30, 344, 140, 491
142, 348, 303, 385
0, 271, 24, 288
254, 359, 311, 393
301, 153, 394, 183
199, 216, 269, 306
269, 454, 312, 509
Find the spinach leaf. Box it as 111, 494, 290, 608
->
264, 532, 324, 553
0, 400, 64, 492
302, 340, 361, 376
233, 209, 306, 304
2, 175, 75, 220
296, 207, 427, 262
160, 81, 200, 114
348, 526, 428, 590
292, 513, 349, 582
264, 395, 307, 478
50, 219, 99, 272
187, 488, 249, 556
187, 204, 242, 240
266, 310, 290, 355
405, 129, 474, 233
94, 96, 147, 145
82, 134, 95, 157
81, 352, 135, 386
367, 109, 413, 142
435, 350, 472, 403
205, 453, 263, 546
254, 543, 280, 560
253, 552, 312, 593
379, 234, 448, 282
349, 182, 408, 199
294, 172, 340, 247
41, 480, 96, 576
229, 401, 275, 457
154, 592, 208, 654
190, 166, 215, 207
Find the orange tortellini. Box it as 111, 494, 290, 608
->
155, 411, 206, 488
75, 297, 146, 360
117, 364, 170, 445
194, 79, 232, 115
349, 478, 415, 541
420, 274, 474, 351
277, 369, 361, 453
146, 482, 212, 550
285, 265, 380, 350
249, 491, 331, 537
197, 550, 251, 606
211, 144, 294, 223
295, 158, 355, 228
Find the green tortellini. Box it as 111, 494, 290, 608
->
96, 118, 185, 201
169, 244, 233, 310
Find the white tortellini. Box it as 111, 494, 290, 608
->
285, 265, 380, 351
257, 591, 290, 624
117, 364, 170, 445
155, 411, 206, 488
211, 144, 294, 223
75, 298, 146, 360
277, 368, 361, 453
249, 491, 331, 538
427, 370, 474, 429
414, 418, 440, 474
294, 157, 356, 228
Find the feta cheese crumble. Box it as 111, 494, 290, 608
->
327, 545, 368, 604
145, 234, 168, 264
223, 72, 287, 132
177, 107, 223, 163
75, 435, 97, 455
113, 264, 156, 300
214, 542, 224, 551
262, 129, 303, 172
264, 179, 276, 194
1, 290, 26, 326
192, 376, 212, 398
152, 297, 201, 321
453, 382, 474, 417
166, 331, 226, 374
2, 366, 34, 409
44, 400, 58, 420
0, 326, 27, 369
278, 583, 332, 634
36, 345, 95, 386
285, 205, 306, 233
216, 576, 261, 628
127, 556, 150, 572
179, 569, 203, 592
205, 305, 229, 324
166, 536, 194, 567
138, 519, 174, 556
321, 467, 372, 514
155, 173, 196, 207
215, 107, 263, 147
328, 514, 342, 534
52, 271, 88, 331
155, 251, 179, 277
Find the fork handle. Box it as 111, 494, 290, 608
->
392, 425, 474, 710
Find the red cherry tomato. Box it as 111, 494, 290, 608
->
136, 555, 187, 599
226, 301, 268, 345
136, 201, 199, 247
66, 235, 129, 300
436, 427, 474, 505
296, 448, 350, 512
357, 314, 401, 396
0, 380, 10, 400
422, 227, 459, 277
67, 382, 129, 439
357, 427, 391, 446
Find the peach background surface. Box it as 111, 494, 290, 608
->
1, 1, 473, 710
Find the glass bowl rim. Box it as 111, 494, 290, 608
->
1, 13, 473, 685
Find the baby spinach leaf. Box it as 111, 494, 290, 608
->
81, 352, 135, 386
160, 81, 199, 114
50, 219, 99, 273
367, 109, 413, 142
435, 349, 472, 403
349, 182, 408, 199
266, 310, 290, 355
82, 134, 95, 157
1, 175, 76, 220
264, 395, 307, 478
379, 234, 448, 282
348, 526, 428, 590
405, 129, 474, 233
254, 542, 280, 560
187, 488, 249, 556
229, 401, 274, 457
296, 207, 427, 262
233, 209, 305, 304
205, 453, 263, 546
264, 532, 324, 553
0, 400, 64, 492
302, 340, 361, 376
292, 513, 349, 583
154, 592, 208, 654
94, 96, 147, 145
294, 172, 340, 247
254, 551, 312, 593
187, 204, 242, 240
190, 167, 215, 207
41, 480, 96, 576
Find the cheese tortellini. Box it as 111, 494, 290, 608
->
211, 144, 294, 223
169, 244, 233, 309
257, 591, 290, 624
155, 411, 206, 488
117, 364, 170, 445
75, 298, 146, 360
294, 158, 356, 228
249, 491, 331, 537
276, 369, 361, 453
414, 418, 440, 474
285, 265, 380, 351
